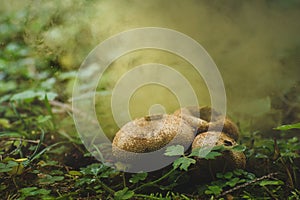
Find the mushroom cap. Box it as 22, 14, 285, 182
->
192, 132, 246, 170
112, 114, 195, 155
173, 106, 209, 133
174, 106, 239, 141
209, 118, 239, 141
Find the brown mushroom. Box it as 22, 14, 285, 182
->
112, 114, 195, 160
174, 106, 239, 141
192, 131, 246, 171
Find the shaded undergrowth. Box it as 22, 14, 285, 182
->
1, 7, 300, 200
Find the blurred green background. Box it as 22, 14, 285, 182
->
1, 0, 300, 138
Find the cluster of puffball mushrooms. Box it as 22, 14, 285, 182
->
112, 106, 246, 173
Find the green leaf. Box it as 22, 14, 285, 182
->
38, 175, 64, 184
7, 160, 19, 168
212, 145, 226, 151
39, 92, 57, 101
0, 81, 17, 93
233, 169, 244, 176
205, 185, 222, 195
0, 94, 11, 103
216, 173, 223, 179
259, 180, 284, 186
11, 90, 37, 101
190, 146, 222, 159
173, 157, 196, 171
0, 131, 26, 138
204, 151, 222, 160
129, 172, 148, 183
0, 163, 13, 173
164, 145, 184, 156
274, 122, 300, 131
114, 187, 134, 200
40, 78, 56, 90
226, 177, 240, 187
10, 90, 57, 102
68, 170, 82, 176
245, 173, 256, 180
50, 170, 64, 176
288, 137, 298, 143
232, 145, 247, 152
0, 118, 11, 128
224, 172, 233, 179
37, 115, 52, 123
190, 147, 210, 157
19, 187, 38, 194
31, 188, 50, 195
19, 187, 50, 196
58, 71, 77, 80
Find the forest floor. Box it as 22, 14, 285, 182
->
1, 6, 300, 200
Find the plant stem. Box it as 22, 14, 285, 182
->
217, 172, 278, 198
133, 168, 176, 192
122, 172, 126, 188
263, 185, 278, 200
280, 157, 294, 189
2, 137, 40, 144
44, 95, 56, 130
10, 102, 27, 130
98, 180, 115, 195
134, 194, 164, 200
12, 176, 18, 189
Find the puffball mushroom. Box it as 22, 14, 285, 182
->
112, 106, 244, 173
112, 114, 195, 160
174, 106, 240, 141
192, 132, 246, 170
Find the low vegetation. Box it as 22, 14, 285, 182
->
1, 5, 300, 200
